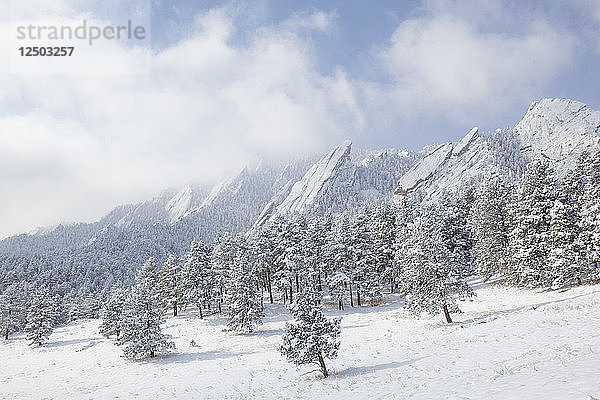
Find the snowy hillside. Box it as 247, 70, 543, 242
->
516, 98, 600, 171
394, 98, 600, 197
2, 280, 599, 399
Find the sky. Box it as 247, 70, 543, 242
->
1, 0, 599, 239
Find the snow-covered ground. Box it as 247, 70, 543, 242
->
2, 280, 600, 399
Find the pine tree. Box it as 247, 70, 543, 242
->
325, 214, 352, 309
506, 159, 557, 287
99, 282, 128, 340
581, 151, 600, 279
468, 175, 509, 281
273, 215, 307, 303
279, 288, 341, 378
24, 285, 58, 346
397, 203, 474, 323
348, 210, 380, 306
157, 253, 182, 316
225, 237, 263, 333
0, 283, 26, 340
120, 259, 174, 360
303, 216, 329, 293
211, 233, 235, 313
370, 201, 398, 292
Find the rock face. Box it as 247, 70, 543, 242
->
514, 98, 600, 171
253, 141, 417, 227
393, 98, 600, 198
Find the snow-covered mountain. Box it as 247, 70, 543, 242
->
1, 97, 598, 288
253, 140, 417, 227
394, 98, 600, 197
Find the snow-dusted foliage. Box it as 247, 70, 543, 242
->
468, 175, 510, 281
348, 210, 380, 305
581, 151, 600, 276
120, 259, 174, 360
225, 236, 263, 334
24, 286, 58, 346
506, 160, 557, 287
397, 203, 474, 323
157, 254, 182, 316
99, 282, 128, 340
369, 201, 398, 291
0, 282, 26, 340
279, 289, 341, 377
180, 241, 211, 318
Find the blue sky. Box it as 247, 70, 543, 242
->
1, 0, 599, 238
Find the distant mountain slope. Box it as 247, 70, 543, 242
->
394, 98, 600, 198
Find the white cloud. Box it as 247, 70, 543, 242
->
0, 2, 360, 238
283, 9, 337, 32
370, 1, 575, 124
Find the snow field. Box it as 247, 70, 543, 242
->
1, 280, 599, 399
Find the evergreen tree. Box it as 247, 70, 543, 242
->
325, 214, 352, 309
397, 203, 474, 323
279, 288, 341, 378
468, 175, 509, 280
225, 237, 263, 333
211, 233, 235, 313
348, 210, 380, 306
0, 283, 26, 340
120, 259, 174, 360
581, 151, 600, 278
24, 285, 58, 346
99, 282, 128, 340
506, 159, 557, 287
370, 201, 398, 292
157, 253, 182, 316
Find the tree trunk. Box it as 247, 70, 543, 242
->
4, 329, 8, 340
267, 270, 274, 304
390, 277, 394, 294
199, 304, 203, 319
318, 274, 322, 292
577, 277, 582, 286
338, 300, 343, 311
218, 300, 222, 314
295, 274, 300, 293
442, 304, 452, 323
317, 353, 328, 377
173, 303, 177, 317
349, 282, 354, 307
357, 290, 361, 307
289, 282, 293, 304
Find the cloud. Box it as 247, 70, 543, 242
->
283, 9, 337, 32
0, 2, 360, 238
369, 0, 575, 124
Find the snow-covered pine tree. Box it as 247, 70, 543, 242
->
211, 233, 235, 313
24, 285, 58, 346
120, 259, 174, 360
249, 223, 277, 304
369, 201, 398, 292
506, 159, 557, 288
0, 283, 26, 340
581, 151, 600, 279
225, 236, 263, 332
99, 282, 128, 340
157, 253, 182, 316
272, 215, 306, 303
303, 216, 329, 293
468, 175, 509, 281
348, 209, 380, 306
279, 288, 341, 378
325, 213, 352, 309
225, 236, 263, 333
397, 203, 474, 323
